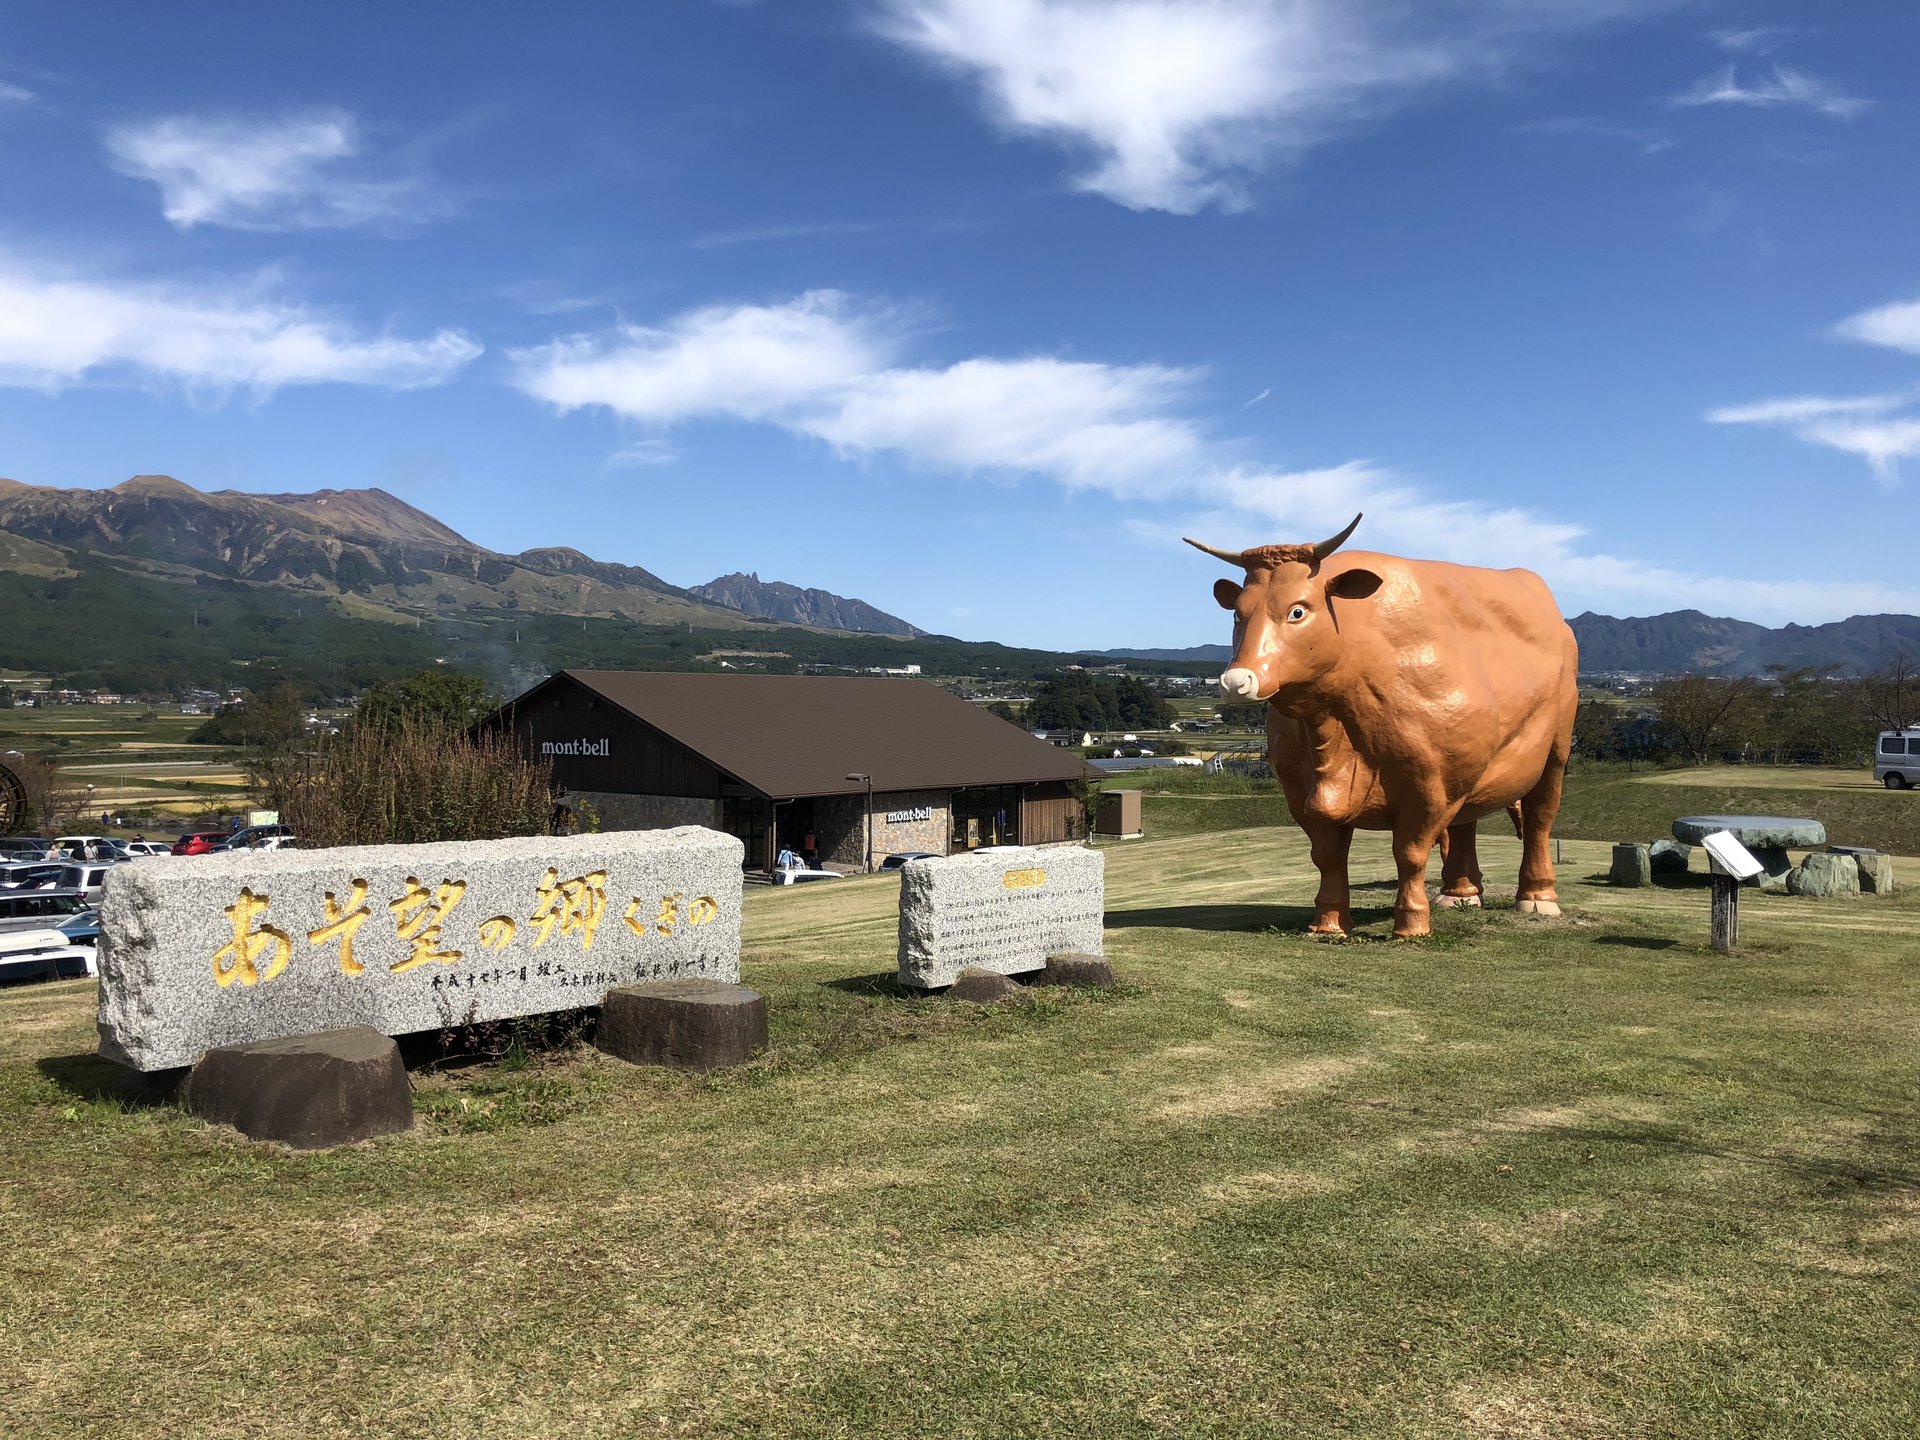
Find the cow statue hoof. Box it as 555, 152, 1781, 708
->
1515, 899, 1561, 918
1434, 893, 1481, 909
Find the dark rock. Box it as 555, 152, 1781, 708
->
184, 1026, 411, 1149
596, 979, 767, 1071
1648, 839, 1691, 875
1609, 843, 1651, 887
948, 967, 1025, 1003
1036, 952, 1115, 988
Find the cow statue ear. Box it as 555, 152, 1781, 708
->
1213, 578, 1243, 610
1326, 568, 1382, 601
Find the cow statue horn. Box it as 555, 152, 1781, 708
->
1312, 513, 1363, 564
1182, 537, 1246, 566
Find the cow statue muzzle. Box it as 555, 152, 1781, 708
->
1218, 667, 1263, 701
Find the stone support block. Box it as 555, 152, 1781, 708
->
1648, 839, 1691, 875
595, 979, 767, 1070
1036, 952, 1116, 988
1609, 843, 1651, 887
948, 967, 1025, 1004
184, 1026, 411, 1149
1856, 853, 1894, 895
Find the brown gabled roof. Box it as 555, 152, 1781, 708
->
548, 670, 1092, 798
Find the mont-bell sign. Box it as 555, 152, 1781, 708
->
540, 737, 612, 758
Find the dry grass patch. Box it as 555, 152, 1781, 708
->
1153, 1055, 1366, 1120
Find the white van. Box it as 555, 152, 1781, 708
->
1873, 729, 1920, 789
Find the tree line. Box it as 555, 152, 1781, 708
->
1577, 655, 1919, 766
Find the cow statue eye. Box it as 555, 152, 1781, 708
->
1287, 604, 1309, 622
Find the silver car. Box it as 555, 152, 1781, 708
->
1873, 729, 1920, 789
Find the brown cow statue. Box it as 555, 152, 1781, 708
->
1187, 514, 1578, 939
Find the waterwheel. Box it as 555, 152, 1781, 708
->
0, 759, 25, 833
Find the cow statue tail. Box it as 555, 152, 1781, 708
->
1507, 801, 1524, 838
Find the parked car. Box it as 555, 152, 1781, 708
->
0, 862, 68, 890
215, 823, 295, 851
120, 840, 171, 858
57, 908, 102, 947
172, 832, 228, 856
0, 926, 96, 982
0, 888, 90, 933
57, 863, 116, 907
1874, 728, 1920, 789
880, 851, 942, 870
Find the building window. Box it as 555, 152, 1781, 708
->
720, 795, 771, 868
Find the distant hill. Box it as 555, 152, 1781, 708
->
0, 474, 749, 628
691, 571, 923, 637
1099, 611, 1920, 676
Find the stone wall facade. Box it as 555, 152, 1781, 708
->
565, 791, 720, 833
817, 790, 951, 870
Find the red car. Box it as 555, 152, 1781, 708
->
171, 832, 228, 856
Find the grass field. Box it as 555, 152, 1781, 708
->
4, 821, 1917, 1439
0, 704, 251, 820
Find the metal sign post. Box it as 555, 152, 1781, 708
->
1701, 830, 1764, 955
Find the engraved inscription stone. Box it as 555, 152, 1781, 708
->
896, 845, 1104, 990
97, 827, 744, 1072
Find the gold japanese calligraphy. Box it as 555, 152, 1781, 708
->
211, 888, 292, 988
388, 876, 468, 973
307, 880, 372, 975
477, 916, 517, 950
530, 868, 608, 950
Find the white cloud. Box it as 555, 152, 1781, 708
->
518, 285, 1911, 625
1708, 390, 1920, 488
1834, 297, 1920, 356
0, 80, 35, 105
104, 111, 434, 231
872, 0, 1672, 213
1670, 63, 1868, 120
0, 258, 480, 396
508, 291, 898, 423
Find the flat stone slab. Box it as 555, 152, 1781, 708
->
897, 845, 1104, 991
184, 1026, 411, 1149
596, 979, 766, 1070
1672, 815, 1826, 849
99, 828, 744, 1072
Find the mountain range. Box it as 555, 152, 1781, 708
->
1101, 609, 1920, 676
0, 475, 921, 637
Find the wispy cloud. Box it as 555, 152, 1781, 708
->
1712, 296, 1920, 487
1709, 25, 1806, 55
1243, 386, 1273, 408
603, 438, 680, 468
0, 255, 481, 397
689, 220, 888, 250
514, 285, 1910, 624
0, 79, 35, 106
1670, 63, 1868, 120
871, 0, 1675, 214
1834, 297, 1920, 356
1514, 115, 1675, 154
104, 111, 441, 231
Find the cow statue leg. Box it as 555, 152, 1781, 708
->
1435, 820, 1483, 908
1390, 812, 1449, 939
1516, 753, 1570, 918
1303, 821, 1355, 935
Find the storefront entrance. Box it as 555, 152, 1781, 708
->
951, 785, 1019, 850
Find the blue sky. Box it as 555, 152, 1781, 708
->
2, 1, 1918, 650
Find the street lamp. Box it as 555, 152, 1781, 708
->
844, 772, 873, 873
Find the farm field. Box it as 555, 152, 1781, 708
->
3, 821, 1916, 1438
0, 703, 251, 820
